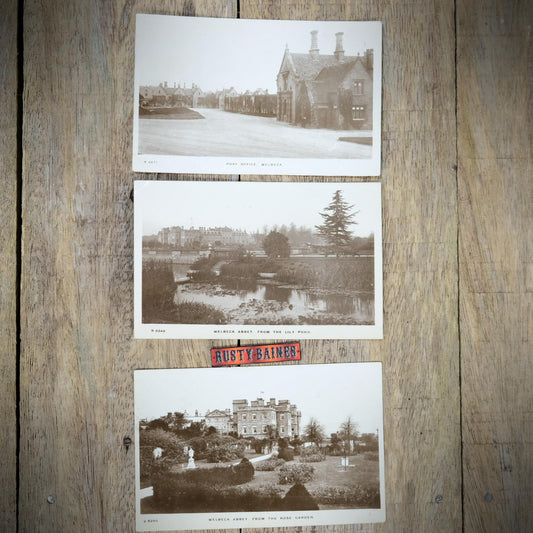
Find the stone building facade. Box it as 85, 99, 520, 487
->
202, 397, 301, 440
233, 398, 301, 439
277, 31, 373, 130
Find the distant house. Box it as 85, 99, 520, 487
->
276, 31, 373, 129
205, 408, 233, 434
139, 81, 203, 108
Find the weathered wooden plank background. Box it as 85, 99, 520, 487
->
0, 0, 18, 531
0, 0, 529, 531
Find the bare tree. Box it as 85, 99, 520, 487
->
304, 417, 326, 447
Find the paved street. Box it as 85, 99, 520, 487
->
138, 108, 372, 159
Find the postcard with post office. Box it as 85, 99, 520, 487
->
133, 15, 382, 176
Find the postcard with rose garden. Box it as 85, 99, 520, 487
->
135, 362, 385, 530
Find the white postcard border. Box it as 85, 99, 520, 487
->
132, 15, 382, 177
134, 363, 386, 531
133, 180, 383, 340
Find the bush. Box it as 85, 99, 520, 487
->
151, 480, 283, 513
233, 457, 254, 483
139, 428, 187, 481
300, 445, 325, 463
219, 261, 261, 279
255, 458, 285, 471
206, 445, 241, 463
278, 447, 294, 462
310, 485, 380, 508
174, 302, 226, 324
278, 463, 314, 484
155, 457, 254, 492
142, 260, 177, 322
300, 453, 325, 463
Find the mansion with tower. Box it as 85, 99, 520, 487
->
204, 397, 301, 440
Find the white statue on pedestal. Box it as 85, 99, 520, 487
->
187, 447, 196, 469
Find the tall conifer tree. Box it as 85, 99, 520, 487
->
315, 190, 358, 256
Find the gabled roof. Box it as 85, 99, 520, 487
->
283, 52, 356, 82
205, 409, 230, 418
315, 58, 361, 83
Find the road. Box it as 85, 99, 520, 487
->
138, 108, 372, 159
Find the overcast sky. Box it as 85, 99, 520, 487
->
135, 15, 381, 93
136, 180, 380, 237
135, 363, 382, 435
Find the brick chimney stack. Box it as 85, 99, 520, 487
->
309, 30, 319, 59
334, 32, 345, 61
364, 48, 374, 69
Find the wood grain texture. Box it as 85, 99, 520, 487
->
0, 0, 18, 530
14, 1, 532, 532
20, 2, 237, 532
457, 1, 533, 532
241, 1, 461, 532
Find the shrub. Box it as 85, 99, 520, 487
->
233, 457, 254, 483
185, 437, 207, 455
139, 428, 187, 481
174, 302, 226, 324
155, 457, 254, 492
206, 446, 240, 463
300, 445, 325, 463
300, 453, 324, 463
219, 261, 261, 279
191, 255, 218, 270
255, 458, 285, 471
278, 447, 294, 462
281, 483, 319, 511
310, 485, 381, 508
278, 463, 314, 484
151, 479, 283, 513
142, 260, 177, 322
187, 269, 217, 282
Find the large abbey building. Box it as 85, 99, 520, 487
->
204, 397, 301, 440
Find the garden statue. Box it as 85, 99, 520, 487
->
187, 447, 196, 469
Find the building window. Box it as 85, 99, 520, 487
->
353, 81, 364, 95
243, 427, 247, 434
352, 106, 365, 120
242, 414, 247, 420
252, 426, 257, 434
280, 414, 285, 420
280, 427, 285, 434
263, 426, 267, 433
252, 414, 257, 420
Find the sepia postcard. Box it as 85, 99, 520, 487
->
133, 15, 382, 176
134, 180, 382, 340
135, 362, 385, 531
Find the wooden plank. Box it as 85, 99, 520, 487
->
20, 2, 237, 532
0, 0, 18, 531
457, 1, 533, 531
241, 1, 460, 532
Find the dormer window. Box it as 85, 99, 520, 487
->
353, 81, 364, 95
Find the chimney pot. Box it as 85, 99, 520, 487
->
309, 30, 319, 59
334, 32, 345, 61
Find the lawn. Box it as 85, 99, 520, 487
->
247, 453, 380, 506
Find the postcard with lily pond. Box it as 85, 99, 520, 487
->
134, 180, 382, 340
135, 362, 385, 530
133, 15, 382, 176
